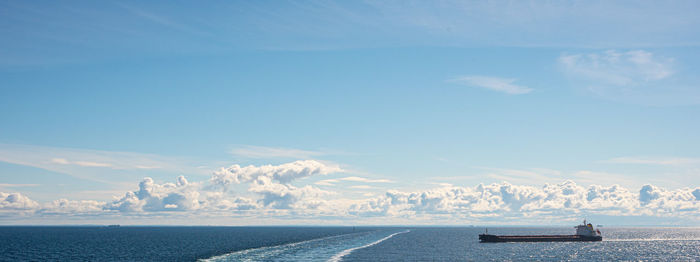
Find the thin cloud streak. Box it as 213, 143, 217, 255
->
449, 76, 533, 95
230, 145, 327, 159
604, 157, 700, 166
339, 176, 394, 183
0, 144, 210, 183
0, 184, 40, 188
315, 176, 394, 186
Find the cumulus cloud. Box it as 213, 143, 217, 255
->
0, 192, 39, 210
41, 199, 106, 214
449, 76, 533, 95
209, 160, 341, 210
211, 160, 342, 186
249, 176, 333, 209
106, 176, 203, 212
203, 192, 258, 211
103, 161, 343, 213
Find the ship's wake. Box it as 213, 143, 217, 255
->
199, 229, 409, 262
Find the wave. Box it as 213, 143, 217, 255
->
328, 230, 409, 262
605, 238, 700, 242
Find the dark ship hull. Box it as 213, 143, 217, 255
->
479, 234, 602, 242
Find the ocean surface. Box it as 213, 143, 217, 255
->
1, 226, 699, 261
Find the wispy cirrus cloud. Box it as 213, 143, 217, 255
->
448, 76, 533, 95
0, 144, 209, 183
4, 1, 700, 68
558, 50, 700, 105
314, 179, 339, 186
339, 176, 394, 183
559, 50, 674, 86
349, 185, 373, 189
604, 156, 700, 166
115, 2, 214, 38
0, 184, 40, 188
480, 167, 561, 185
315, 176, 394, 186
50, 158, 112, 168
477, 167, 662, 189
230, 145, 328, 159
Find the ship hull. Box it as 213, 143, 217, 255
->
479, 234, 602, 242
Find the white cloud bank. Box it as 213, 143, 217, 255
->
349, 181, 700, 220
449, 76, 533, 95
2, 160, 700, 224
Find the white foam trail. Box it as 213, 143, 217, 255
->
199, 233, 354, 262
328, 230, 410, 262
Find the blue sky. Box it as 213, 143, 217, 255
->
1, 0, 700, 225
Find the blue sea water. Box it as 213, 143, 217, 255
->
1, 226, 699, 261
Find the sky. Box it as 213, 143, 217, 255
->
1, 0, 700, 226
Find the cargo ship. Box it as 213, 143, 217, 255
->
479, 220, 602, 242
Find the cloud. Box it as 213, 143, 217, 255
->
51, 158, 112, 167
339, 176, 394, 183
209, 160, 342, 210
3, 1, 700, 68
248, 176, 333, 209
349, 181, 700, 221
559, 50, 673, 85
349, 185, 373, 189
449, 76, 533, 94
230, 145, 328, 159
105, 176, 204, 212
116, 3, 208, 37
41, 199, 106, 214
604, 157, 700, 166
203, 192, 258, 211
315, 179, 339, 186
0, 144, 209, 183
314, 176, 393, 187
481, 167, 561, 185
2, 160, 700, 224
0, 184, 40, 188
0, 192, 39, 210
558, 50, 700, 105
211, 160, 343, 186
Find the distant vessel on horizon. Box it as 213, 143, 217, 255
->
479, 220, 602, 242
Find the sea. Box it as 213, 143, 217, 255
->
1, 226, 699, 261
